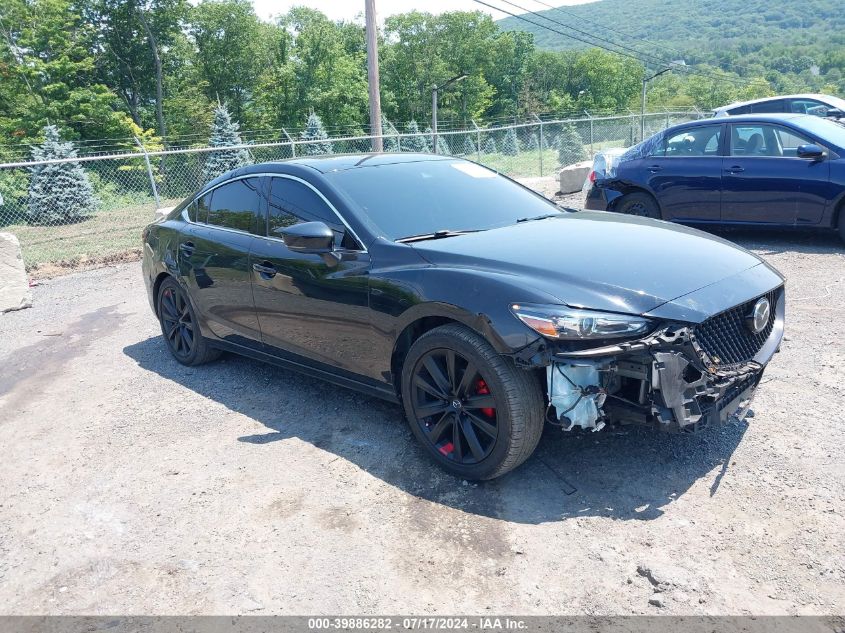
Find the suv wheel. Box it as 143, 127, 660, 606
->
157, 277, 220, 366
400, 324, 544, 480
616, 192, 660, 219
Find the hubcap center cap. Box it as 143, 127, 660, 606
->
451, 399, 462, 410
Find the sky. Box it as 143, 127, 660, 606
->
249, 0, 593, 23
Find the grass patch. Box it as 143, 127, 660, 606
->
6, 197, 181, 271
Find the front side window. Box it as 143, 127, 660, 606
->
788, 99, 828, 116
206, 177, 261, 232
730, 124, 814, 157
267, 177, 353, 247
663, 125, 722, 157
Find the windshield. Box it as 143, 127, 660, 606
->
326, 159, 561, 240
795, 115, 845, 151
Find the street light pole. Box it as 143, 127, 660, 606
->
641, 60, 685, 141
431, 73, 468, 154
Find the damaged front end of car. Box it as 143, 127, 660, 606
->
512, 287, 784, 433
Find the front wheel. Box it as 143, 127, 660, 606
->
400, 324, 544, 480
615, 192, 661, 219
838, 211, 845, 243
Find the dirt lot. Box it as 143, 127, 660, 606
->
1, 194, 844, 615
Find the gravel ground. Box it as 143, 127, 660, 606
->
1, 184, 844, 615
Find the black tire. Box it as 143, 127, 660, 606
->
157, 277, 220, 366
400, 323, 544, 480
616, 192, 661, 219
838, 210, 845, 244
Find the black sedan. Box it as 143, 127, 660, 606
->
142, 154, 784, 480
585, 113, 845, 242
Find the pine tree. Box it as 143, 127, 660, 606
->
381, 115, 399, 152
557, 123, 588, 166
527, 133, 539, 150
462, 135, 476, 155
404, 120, 430, 153
483, 136, 497, 154
300, 112, 334, 156
203, 104, 252, 182
28, 125, 98, 225
501, 127, 519, 156
424, 126, 450, 155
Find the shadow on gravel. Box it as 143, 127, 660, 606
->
702, 226, 843, 255
125, 336, 748, 525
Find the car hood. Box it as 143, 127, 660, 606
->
409, 211, 774, 318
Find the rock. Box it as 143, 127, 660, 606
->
648, 595, 664, 608
637, 562, 696, 591
0, 232, 32, 313
559, 160, 592, 194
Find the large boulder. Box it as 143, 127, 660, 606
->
559, 160, 592, 194
0, 232, 32, 312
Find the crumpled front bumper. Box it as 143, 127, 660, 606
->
534, 286, 784, 433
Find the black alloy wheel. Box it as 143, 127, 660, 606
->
160, 284, 194, 360
157, 277, 220, 366
410, 348, 499, 465
400, 323, 545, 480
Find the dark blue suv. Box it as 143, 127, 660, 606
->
585, 113, 845, 242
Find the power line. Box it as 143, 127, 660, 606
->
480, 0, 753, 88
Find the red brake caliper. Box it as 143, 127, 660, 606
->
475, 379, 495, 418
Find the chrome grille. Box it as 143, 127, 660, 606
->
693, 289, 779, 366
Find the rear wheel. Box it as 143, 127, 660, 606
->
400, 324, 544, 480
157, 277, 220, 366
838, 210, 845, 243
616, 192, 661, 219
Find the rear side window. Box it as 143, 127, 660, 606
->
663, 125, 722, 157
751, 99, 785, 113
205, 178, 261, 232
268, 177, 353, 247
726, 105, 751, 115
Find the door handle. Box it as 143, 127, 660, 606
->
179, 241, 195, 256
647, 165, 662, 173
252, 261, 277, 278
725, 165, 745, 174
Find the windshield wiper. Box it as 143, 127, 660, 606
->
396, 229, 482, 243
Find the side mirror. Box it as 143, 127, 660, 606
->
826, 108, 843, 119
796, 144, 825, 160
279, 221, 334, 253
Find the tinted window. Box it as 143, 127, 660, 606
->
789, 99, 828, 116
268, 177, 345, 243
751, 99, 785, 113
196, 192, 211, 224
726, 105, 751, 115
206, 178, 261, 232
663, 125, 722, 157
326, 159, 561, 241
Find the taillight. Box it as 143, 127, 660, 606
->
588, 170, 597, 183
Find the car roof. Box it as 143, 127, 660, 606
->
677, 113, 807, 128
274, 152, 451, 174
713, 94, 831, 112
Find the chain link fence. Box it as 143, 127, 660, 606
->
0, 110, 700, 273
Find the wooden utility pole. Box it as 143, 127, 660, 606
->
365, 0, 383, 152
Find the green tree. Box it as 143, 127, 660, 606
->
557, 123, 587, 166
203, 104, 252, 182
501, 127, 519, 156
300, 112, 334, 155
28, 126, 98, 224
404, 120, 429, 153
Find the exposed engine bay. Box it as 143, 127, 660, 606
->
513, 286, 783, 433
543, 326, 762, 432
